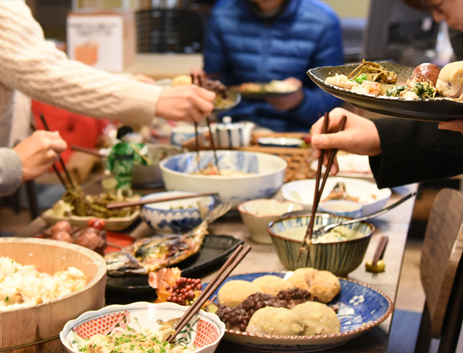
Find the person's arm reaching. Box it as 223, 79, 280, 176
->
0, 2, 214, 126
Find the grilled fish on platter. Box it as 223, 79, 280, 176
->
105, 202, 231, 276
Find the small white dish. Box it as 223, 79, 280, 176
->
281, 177, 391, 216
257, 137, 304, 148
319, 200, 363, 218
238, 199, 303, 244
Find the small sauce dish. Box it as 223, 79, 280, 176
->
238, 199, 303, 244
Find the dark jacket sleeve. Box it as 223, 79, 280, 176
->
289, 14, 345, 127
369, 118, 463, 188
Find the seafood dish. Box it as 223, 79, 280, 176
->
0, 257, 86, 311
321, 182, 361, 203
105, 202, 231, 276
325, 60, 463, 101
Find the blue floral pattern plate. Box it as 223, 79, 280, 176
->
206, 272, 393, 352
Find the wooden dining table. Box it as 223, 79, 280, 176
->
15, 178, 418, 353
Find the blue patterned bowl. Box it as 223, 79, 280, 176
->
159, 151, 287, 208
140, 191, 215, 234
205, 272, 393, 352
267, 214, 375, 276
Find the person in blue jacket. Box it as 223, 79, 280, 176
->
202, 0, 345, 132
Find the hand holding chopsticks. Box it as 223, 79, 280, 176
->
298, 113, 347, 260
166, 244, 251, 343
191, 73, 221, 175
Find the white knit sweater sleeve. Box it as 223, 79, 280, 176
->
0, 1, 162, 126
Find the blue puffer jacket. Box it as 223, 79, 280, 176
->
203, 0, 345, 132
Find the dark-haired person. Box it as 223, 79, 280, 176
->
311, 0, 463, 188
201, 0, 345, 132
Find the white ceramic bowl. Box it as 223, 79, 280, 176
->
238, 199, 303, 244
60, 302, 225, 353
281, 177, 391, 216
159, 151, 287, 209
318, 200, 363, 218
132, 143, 184, 188
140, 191, 216, 234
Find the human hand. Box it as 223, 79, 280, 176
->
155, 85, 215, 123
13, 130, 67, 182
266, 77, 303, 110
438, 120, 463, 134
311, 108, 381, 175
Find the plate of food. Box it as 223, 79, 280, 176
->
281, 177, 391, 216
41, 186, 140, 231
105, 234, 244, 295
205, 270, 393, 352
231, 80, 299, 100
171, 74, 241, 112
307, 60, 463, 122
310, 152, 372, 178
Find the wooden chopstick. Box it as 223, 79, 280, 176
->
298, 113, 330, 259
106, 192, 219, 209
317, 115, 347, 198
39, 114, 74, 187
372, 235, 389, 266
166, 244, 251, 343
196, 75, 221, 175
70, 145, 104, 158
30, 120, 68, 190
191, 73, 201, 165
298, 114, 348, 262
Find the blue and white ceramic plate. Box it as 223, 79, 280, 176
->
207, 272, 393, 352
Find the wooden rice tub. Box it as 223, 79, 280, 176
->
0, 237, 107, 353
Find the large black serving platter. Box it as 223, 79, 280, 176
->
308, 61, 463, 122
105, 234, 243, 304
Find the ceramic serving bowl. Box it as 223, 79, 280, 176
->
281, 177, 391, 216
60, 302, 225, 353
267, 214, 375, 277
140, 191, 216, 234
238, 199, 303, 244
159, 150, 287, 209
318, 200, 363, 218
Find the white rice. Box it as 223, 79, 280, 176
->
0, 256, 87, 311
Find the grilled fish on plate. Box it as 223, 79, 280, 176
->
105, 202, 231, 276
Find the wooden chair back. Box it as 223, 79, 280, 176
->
417, 188, 463, 352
